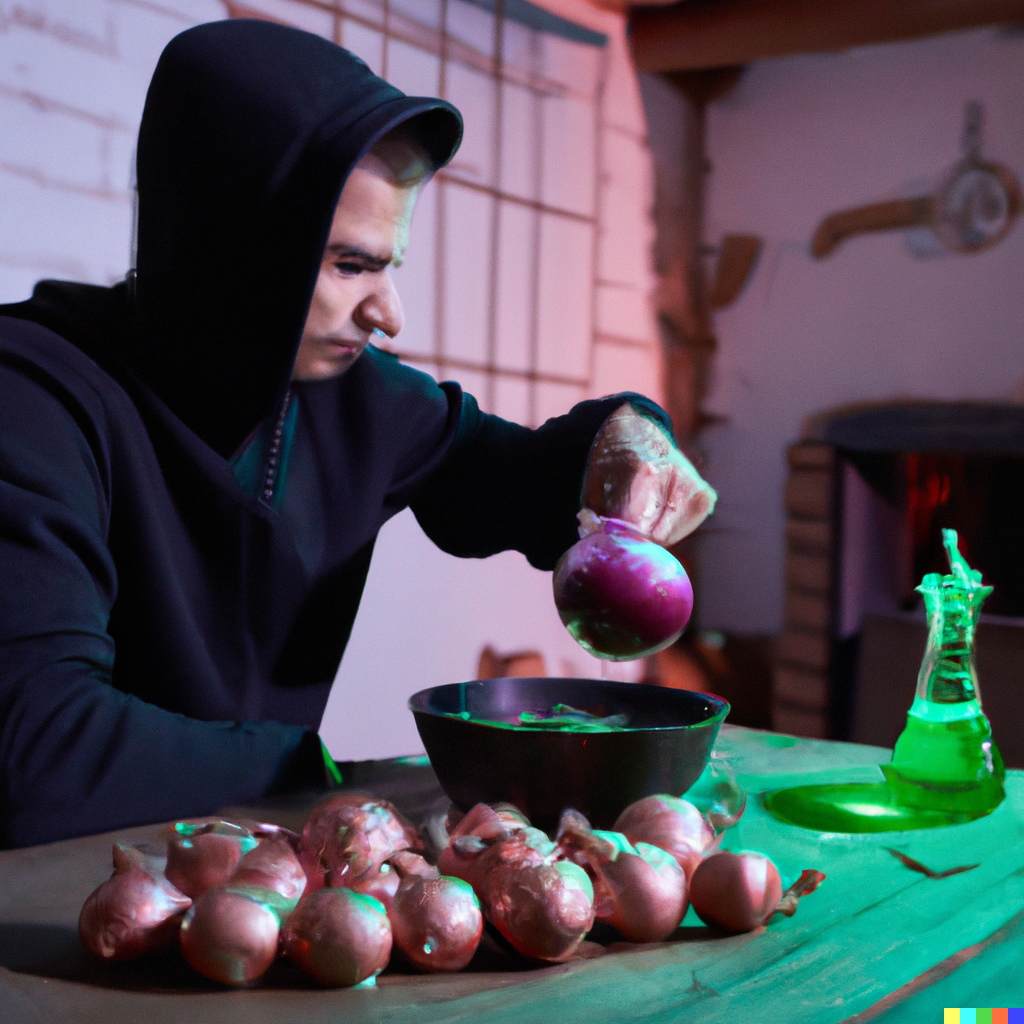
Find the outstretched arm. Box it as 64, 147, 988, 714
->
409, 389, 713, 570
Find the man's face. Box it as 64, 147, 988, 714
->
292, 156, 420, 381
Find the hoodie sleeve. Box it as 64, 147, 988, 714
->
0, 356, 324, 848
410, 388, 675, 571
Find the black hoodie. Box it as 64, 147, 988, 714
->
0, 20, 666, 848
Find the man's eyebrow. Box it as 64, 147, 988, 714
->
325, 244, 392, 269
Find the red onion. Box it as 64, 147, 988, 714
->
558, 811, 687, 943
165, 821, 258, 898
439, 806, 594, 962
614, 795, 716, 881
78, 842, 191, 961
178, 887, 282, 984
445, 802, 521, 845
281, 888, 392, 987
689, 851, 782, 932
230, 836, 307, 901
489, 854, 595, 962
349, 861, 401, 910
389, 849, 439, 879
232, 820, 301, 843
299, 795, 421, 890
389, 863, 483, 972
553, 511, 693, 660
357, 850, 438, 912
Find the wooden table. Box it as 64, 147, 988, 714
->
3, 725, 1024, 1023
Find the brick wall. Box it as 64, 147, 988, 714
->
0, 0, 223, 303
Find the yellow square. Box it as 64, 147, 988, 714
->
945, 1011, 961, 1024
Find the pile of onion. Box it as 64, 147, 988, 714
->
553, 511, 693, 660
78, 791, 822, 985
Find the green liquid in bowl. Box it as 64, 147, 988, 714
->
445, 703, 631, 733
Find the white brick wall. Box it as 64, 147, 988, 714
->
0, 0, 221, 301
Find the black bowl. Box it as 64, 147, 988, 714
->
408, 677, 729, 832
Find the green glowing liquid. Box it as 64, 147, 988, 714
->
885, 700, 1004, 815
445, 704, 630, 733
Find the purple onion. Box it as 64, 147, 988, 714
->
553, 512, 693, 660
281, 888, 392, 987
178, 887, 281, 985
79, 843, 192, 961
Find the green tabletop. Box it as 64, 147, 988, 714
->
2, 725, 1022, 1023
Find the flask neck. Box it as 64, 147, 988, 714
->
915, 577, 987, 706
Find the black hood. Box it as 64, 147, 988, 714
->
130, 18, 462, 456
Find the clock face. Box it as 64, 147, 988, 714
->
935, 163, 1016, 251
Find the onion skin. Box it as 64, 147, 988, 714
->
389, 850, 439, 879
558, 811, 687, 943
492, 856, 596, 962
614, 795, 716, 882
446, 802, 521, 844
689, 851, 782, 932
299, 795, 421, 890
178, 887, 281, 985
390, 874, 483, 972
230, 837, 306, 901
78, 843, 192, 961
349, 861, 401, 910
281, 888, 392, 987
553, 512, 693, 660
165, 821, 258, 898
438, 804, 594, 962
357, 851, 435, 912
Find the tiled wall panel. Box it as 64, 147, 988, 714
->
441, 182, 491, 365
595, 280, 651, 340
598, 129, 656, 294
536, 214, 593, 381
340, 21, 383, 75
535, 379, 587, 425
493, 199, 534, 373
540, 93, 596, 217
237, 0, 334, 37
493, 373, 531, 424
498, 82, 538, 200
390, 0, 442, 31
592, 339, 660, 400
445, 62, 496, 185
447, 0, 494, 57
385, 38, 440, 98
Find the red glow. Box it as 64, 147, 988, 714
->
906, 454, 953, 555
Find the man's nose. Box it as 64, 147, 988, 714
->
355, 271, 403, 339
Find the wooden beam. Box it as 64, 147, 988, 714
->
630, 0, 1024, 73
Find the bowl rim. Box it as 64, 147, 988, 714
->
408, 677, 730, 734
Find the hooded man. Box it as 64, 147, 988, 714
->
0, 20, 715, 848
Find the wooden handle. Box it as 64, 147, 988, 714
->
709, 234, 762, 310
811, 197, 934, 259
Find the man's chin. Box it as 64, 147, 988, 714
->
292, 346, 364, 382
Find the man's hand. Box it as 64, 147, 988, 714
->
581, 403, 717, 547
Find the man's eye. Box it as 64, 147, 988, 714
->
334, 261, 363, 275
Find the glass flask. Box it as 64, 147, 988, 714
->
765, 529, 1004, 832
